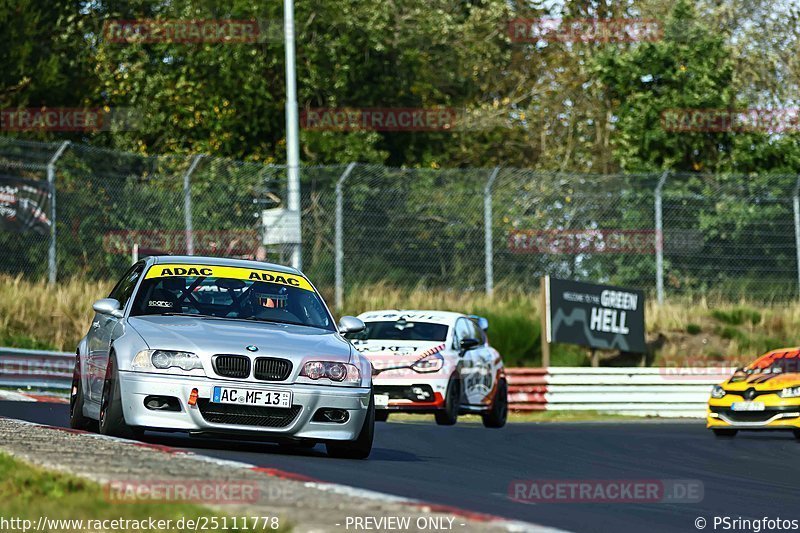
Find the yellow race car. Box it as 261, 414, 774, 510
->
707, 347, 800, 438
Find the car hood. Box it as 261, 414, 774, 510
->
128, 316, 352, 364
350, 339, 446, 358
726, 371, 800, 389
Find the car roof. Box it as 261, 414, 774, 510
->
148, 255, 302, 276
356, 309, 464, 325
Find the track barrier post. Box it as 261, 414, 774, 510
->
335, 163, 357, 311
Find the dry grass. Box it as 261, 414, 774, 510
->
0, 275, 112, 351
2, 276, 800, 364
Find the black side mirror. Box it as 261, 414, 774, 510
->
459, 338, 481, 353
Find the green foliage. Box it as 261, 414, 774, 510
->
1, 0, 798, 172
2, 0, 800, 302
686, 323, 701, 335
711, 307, 761, 326
0, 332, 55, 351
717, 325, 746, 342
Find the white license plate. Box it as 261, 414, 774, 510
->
212, 386, 292, 409
375, 394, 389, 408
731, 401, 765, 412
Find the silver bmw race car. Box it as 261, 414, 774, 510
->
70, 256, 375, 459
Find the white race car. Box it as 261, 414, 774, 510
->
345, 310, 507, 427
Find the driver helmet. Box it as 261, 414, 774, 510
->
251, 282, 289, 309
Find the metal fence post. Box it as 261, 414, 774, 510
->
182, 154, 203, 255
484, 166, 500, 296
335, 163, 357, 311
46, 141, 70, 284
654, 171, 669, 304
793, 176, 800, 299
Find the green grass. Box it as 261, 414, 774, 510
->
686, 323, 702, 335
0, 332, 57, 351
0, 452, 287, 532
718, 325, 747, 342
710, 307, 762, 326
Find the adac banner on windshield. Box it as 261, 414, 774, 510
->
144, 263, 315, 292
544, 276, 646, 354
0, 174, 52, 235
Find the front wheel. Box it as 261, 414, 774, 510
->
99, 354, 142, 439
434, 375, 460, 426
69, 353, 94, 430
482, 379, 508, 428
375, 410, 389, 422
712, 428, 738, 438
326, 394, 375, 459
793, 429, 800, 441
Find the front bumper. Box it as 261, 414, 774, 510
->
707, 397, 800, 429
118, 370, 371, 441
372, 374, 448, 411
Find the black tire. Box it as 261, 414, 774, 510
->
712, 428, 738, 438
99, 354, 142, 439
793, 429, 800, 441
375, 410, 389, 422
326, 394, 374, 459
482, 379, 508, 428
434, 375, 460, 426
69, 352, 95, 430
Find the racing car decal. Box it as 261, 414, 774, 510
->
144, 263, 314, 292
367, 343, 447, 375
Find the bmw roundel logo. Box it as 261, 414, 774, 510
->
246, 345, 258, 352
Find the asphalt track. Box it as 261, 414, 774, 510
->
2, 401, 800, 533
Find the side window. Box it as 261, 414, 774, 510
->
452, 319, 473, 349
468, 319, 485, 344
109, 264, 144, 309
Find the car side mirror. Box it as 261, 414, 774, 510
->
459, 338, 481, 353
338, 316, 365, 334
93, 298, 124, 319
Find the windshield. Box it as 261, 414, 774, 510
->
744, 352, 800, 375
346, 320, 448, 342
130, 263, 334, 331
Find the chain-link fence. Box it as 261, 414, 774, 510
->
1, 136, 798, 305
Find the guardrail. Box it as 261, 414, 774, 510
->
507, 367, 735, 417
0, 347, 73, 391
0, 347, 730, 417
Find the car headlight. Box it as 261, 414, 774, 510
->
710, 385, 727, 399
131, 350, 205, 375
299, 361, 360, 386
411, 352, 445, 373
779, 386, 800, 398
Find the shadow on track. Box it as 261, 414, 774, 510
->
139, 430, 421, 462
